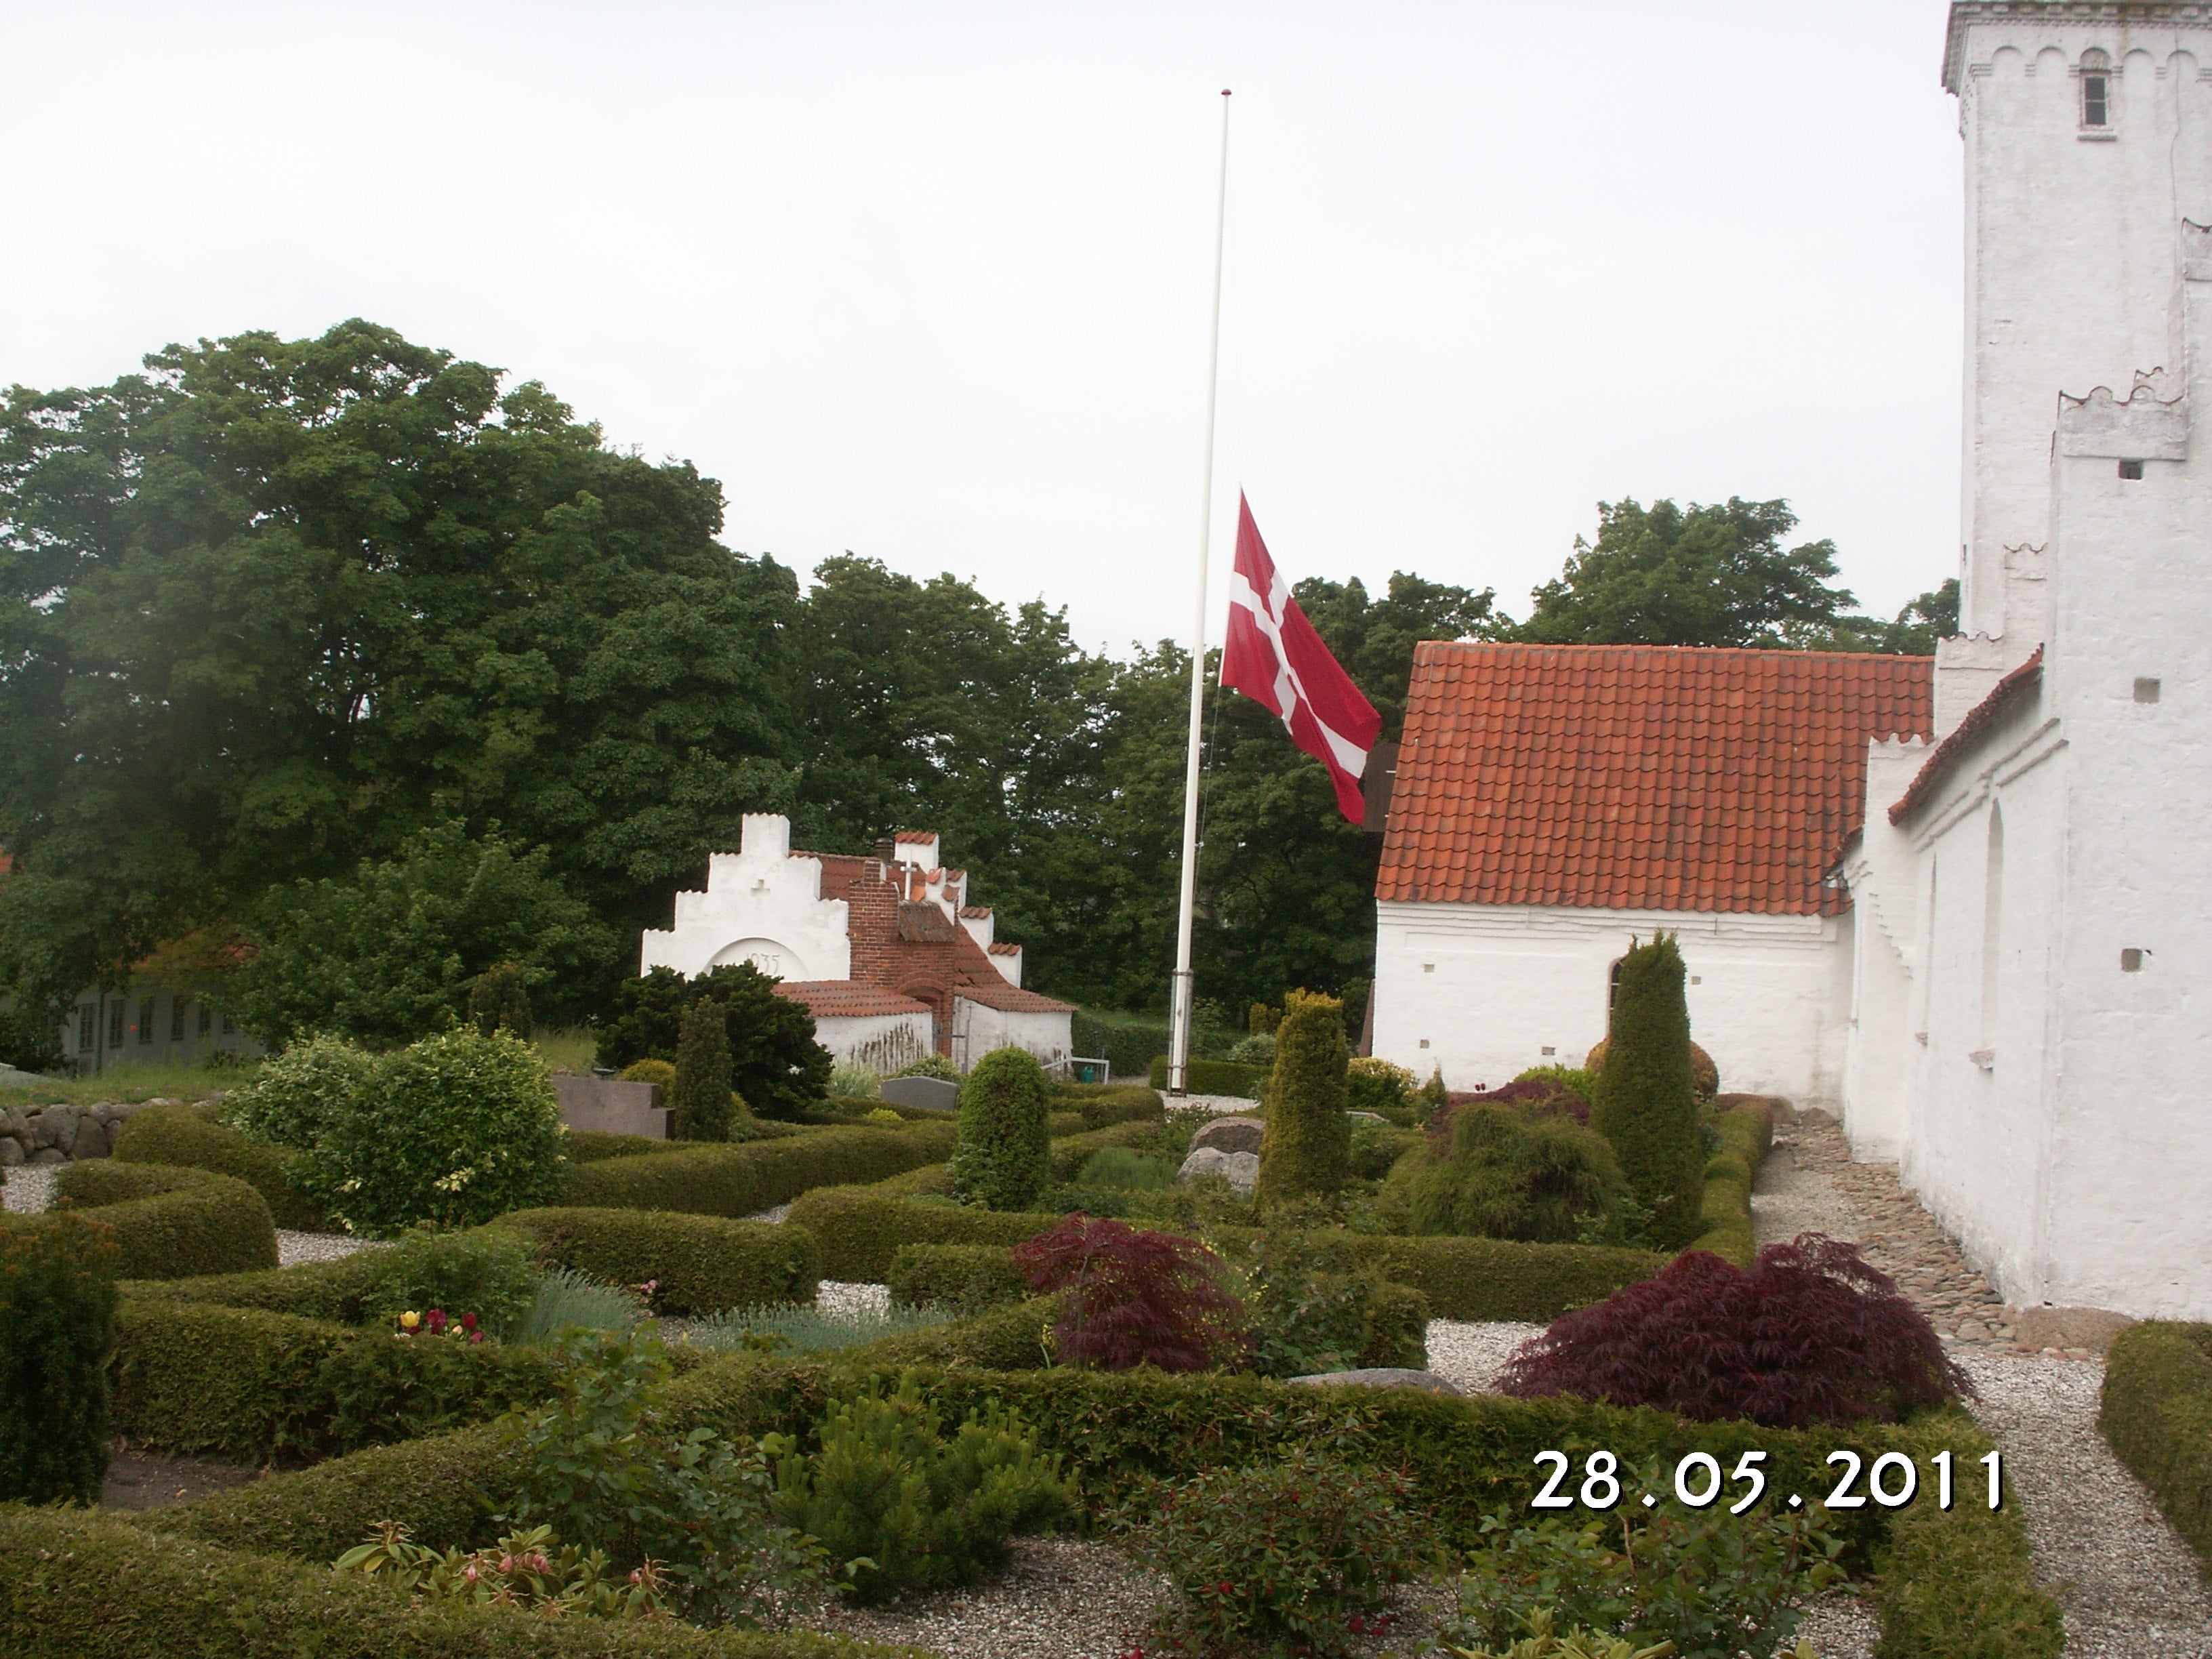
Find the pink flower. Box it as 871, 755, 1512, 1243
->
465, 1564, 480, 1581
469, 1330, 485, 1344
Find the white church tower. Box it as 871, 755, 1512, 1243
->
1842, 3, 2212, 1319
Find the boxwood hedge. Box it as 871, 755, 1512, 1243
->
2099, 1319, 2212, 1576
1050, 1082, 1166, 1130
1145, 1057, 1265, 1098
0, 1507, 892, 1659
886, 1242, 1027, 1312
782, 1187, 1057, 1281
110, 1101, 326, 1229
41, 1162, 276, 1279
560, 1121, 954, 1217
1685, 1097, 1777, 1265
496, 1206, 819, 1315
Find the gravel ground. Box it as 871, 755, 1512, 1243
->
0, 1164, 60, 1213
819, 1280, 890, 1316
1424, 1318, 1544, 1394
747, 1201, 794, 1223
1956, 1349, 2212, 1656
276, 1229, 384, 1265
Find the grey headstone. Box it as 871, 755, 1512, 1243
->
1288, 1368, 1461, 1395
880, 1076, 960, 1113
1190, 1114, 1264, 1156
1177, 1145, 1259, 1193
552, 1075, 669, 1139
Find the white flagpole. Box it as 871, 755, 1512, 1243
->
1168, 89, 1231, 1097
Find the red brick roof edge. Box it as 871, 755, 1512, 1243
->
1887, 647, 2045, 825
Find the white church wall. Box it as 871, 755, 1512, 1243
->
1840, 737, 1933, 1160
813, 1011, 935, 1076
1372, 901, 1850, 1107
953, 1000, 1070, 1073
640, 813, 853, 981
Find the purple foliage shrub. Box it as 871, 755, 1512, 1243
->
1496, 1233, 1968, 1427
1011, 1214, 1246, 1372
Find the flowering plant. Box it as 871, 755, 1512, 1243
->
336, 1519, 674, 1618
394, 1306, 486, 1344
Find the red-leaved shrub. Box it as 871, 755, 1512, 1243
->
1495, 1233, 1968, 1427
1011, 1214, 1245, 1372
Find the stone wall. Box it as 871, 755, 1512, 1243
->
0, 1099, 155, 1166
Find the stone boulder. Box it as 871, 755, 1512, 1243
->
1176, 1145, 1258, 1193
69, 1115, 111, 1159
1189, 1115, 1264, 1157
33, 1104, 80, 1152
1287, 1367, 1461, 1395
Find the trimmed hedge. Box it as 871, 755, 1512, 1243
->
120, 1254, 388, 1324
1147, 1056, 1265, 1098
44, 1162, 276, 1279
887, 1243, 1027, 1312
0, 1507, 891, 1659
1049, 1082, 1166, 1130
560, 1121, 954, 1216
1047, 1119, 1158, 1183
110, 1101, 325, 1229
2100, 1319, 2212, 1577
842, 1294, 1061, 1371
566, 1130, 668, 1163
142, 1347, 2057, 1655
1685, 1098, 1776, 1265
784, 1187, 1057, 1282
111, 1297, 561, 1461
497, 1207, 819, 1315
1204, 1227, 1665, 1324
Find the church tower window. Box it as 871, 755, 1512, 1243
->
2079, 51, 2112, 129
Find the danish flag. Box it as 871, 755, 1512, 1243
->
1220, 493, 1383, 823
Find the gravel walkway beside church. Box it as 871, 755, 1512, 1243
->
1757, 1107, 2212, 1656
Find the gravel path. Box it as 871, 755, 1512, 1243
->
1425, 1319, 1544, 1395
6, 1166, 381, 1269
276, 1229, 383, 1265
1, 1164, 59, 1213
1758, 1108, 2212, 1656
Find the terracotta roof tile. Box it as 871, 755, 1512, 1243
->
987, 942, 1020, 956
772, 981, 933, 1019
954, 981, 1073, 1014
958, 905, 993, 919
1376, 643, 1933, 917
1887, 647, 2043, 825
894, 830, 937, 843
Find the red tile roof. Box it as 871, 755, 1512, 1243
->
895, 830, 937, 843
1377, 643, 1934, 917
1888, 647, 2043, 825
954, 981, 1074, 1014
773, 981, 933, 1019
987, 942, 1020, 956
959, 906, 992, 919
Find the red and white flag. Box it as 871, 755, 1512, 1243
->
1220, 493, 1382, 823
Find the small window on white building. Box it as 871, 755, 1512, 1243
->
2081, 51, 2112, 129
171, 998, 188, 1042
77, 1004, 95, 1054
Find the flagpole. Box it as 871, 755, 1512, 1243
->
1168, 89, 1231, 1097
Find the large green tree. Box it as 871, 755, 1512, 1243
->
0, 321, 800, 1027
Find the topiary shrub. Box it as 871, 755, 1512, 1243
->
1226, 1031, 1275, 1066
1405, 1104, 1630, 1244
593, 962, 834, 1120
52, 1162, 278, 1278
2098, 1320, 2212, 1576
1254, 989, 1351, 1211
0, 1207, 119, 1502
220, 1033, 379, 1151
949, 1046, 1051, 1211
1589, 935, 1706, 1250
1585, 1037, 1718, 1100
468, 961, 533, 1038
497, 1208, 819, 1317
1498, 1233, 1967, 1427
1345, 1055, 1416, 1116
616, 1059, 675, 1090
291, 1029, 568, 1236
670, 998, 737, 1142
112, 1101, 325, 1229
771, 1371, 1072, 1605
893, 1053, 962, 1082
1012, 1213, 1245, 1372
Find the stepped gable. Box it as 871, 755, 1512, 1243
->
1378, 642, 1935, 917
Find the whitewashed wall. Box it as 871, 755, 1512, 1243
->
1372, 901, 1852, 1107
953, 1000, 1071, 1072
640, 814, 851, 981
814, 1011, 934, 1076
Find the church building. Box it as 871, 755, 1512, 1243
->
642, 813, 1073, 1076
1374, 1, 2212, 1322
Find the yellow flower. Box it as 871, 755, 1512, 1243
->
399, 1310, 421, 1331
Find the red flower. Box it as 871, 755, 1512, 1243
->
460, 1311, 478, 1332
426, 1308, 447, 1336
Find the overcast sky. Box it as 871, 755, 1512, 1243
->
1, 1, 1964, 656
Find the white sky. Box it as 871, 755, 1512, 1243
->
0, 1, 1965, 656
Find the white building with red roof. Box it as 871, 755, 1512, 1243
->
641, 814, 1073, 1075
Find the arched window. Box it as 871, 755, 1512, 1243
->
2080, 49, 2112, 129
1980, 806, 2005, 1048
1607, 956, 1625, 1012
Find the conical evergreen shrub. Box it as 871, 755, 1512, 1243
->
468, 961, 533, 1038
1254, 989, 1351, 1210
670, 997, 736, 1141
950, 1046, 1052, 1210
1590, 934, 1704, 1249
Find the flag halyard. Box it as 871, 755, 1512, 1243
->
1220, 493, 1383, 823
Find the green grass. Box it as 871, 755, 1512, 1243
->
530, 1026, 598, 1076
680, 1300, 955, 1356
0, 1057, 260, 1109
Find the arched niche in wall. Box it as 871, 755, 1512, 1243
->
709, 937, 806, 980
